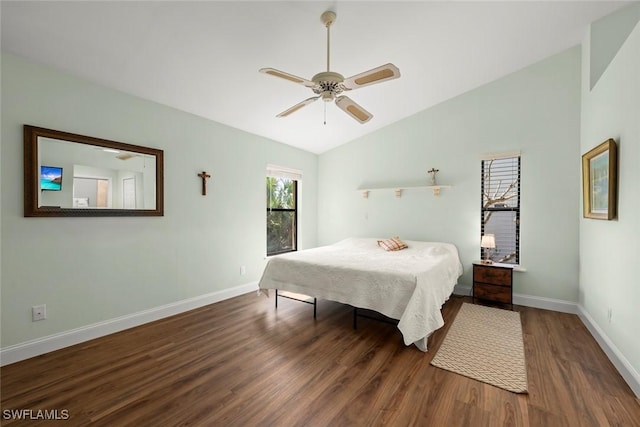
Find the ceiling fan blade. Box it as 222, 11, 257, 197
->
335, 96, 372, 124
259, 68, 316, 88
276, 96, 320, 118
342, 63, 400, 90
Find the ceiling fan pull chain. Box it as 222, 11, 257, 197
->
324, 102, 327, 125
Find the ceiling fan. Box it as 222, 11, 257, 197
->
259, 10, 400, 124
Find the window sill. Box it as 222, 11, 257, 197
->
473, 260, 526, 272
266, 249, 297, 258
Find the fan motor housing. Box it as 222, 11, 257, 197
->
312, 71, 344, 83
312, 71, 346, 98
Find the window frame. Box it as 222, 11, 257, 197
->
266, 178, 298, 256
266, 164, 301, 257
480, 154, 521, 265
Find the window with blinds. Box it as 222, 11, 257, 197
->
266, 165, 300, 256
481, 155, 520, 264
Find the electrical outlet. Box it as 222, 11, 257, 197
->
240, 265, 246, 276
607, 307, 612, 323
32, 304, 47, 321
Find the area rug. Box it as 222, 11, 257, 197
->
430, 303, 528, 393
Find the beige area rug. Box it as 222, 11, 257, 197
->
431, 303, 528, 393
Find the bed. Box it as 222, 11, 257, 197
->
258, 237, 463, 351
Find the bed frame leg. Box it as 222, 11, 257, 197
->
353, 307, 358, 329
275, 290, 316, 319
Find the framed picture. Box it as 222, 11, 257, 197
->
582, 139, 617, 220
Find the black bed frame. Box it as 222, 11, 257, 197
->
275, 290, 317, 318
274, 289, 398, 329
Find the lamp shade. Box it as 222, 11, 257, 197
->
481, 234, 496, 249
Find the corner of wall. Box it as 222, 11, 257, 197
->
589, 2, 640, 90
577, 305, 640, 398
580, 2, 640, 400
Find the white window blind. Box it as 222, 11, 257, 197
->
479, 150, 521, 161
266, 164, 302, 181
481, 155, 521, 264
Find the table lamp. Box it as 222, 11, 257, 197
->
481, 234, 496, 264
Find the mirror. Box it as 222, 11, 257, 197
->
24, 125, 164, 217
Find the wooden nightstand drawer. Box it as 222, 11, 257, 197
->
473, 283, 511, 304
474, 266, 511, 286
473, 262, 514, 306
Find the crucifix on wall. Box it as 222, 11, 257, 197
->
197, 171, 211, 196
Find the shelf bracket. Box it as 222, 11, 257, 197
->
426, 185, 451, 197
358, 185, 451, 198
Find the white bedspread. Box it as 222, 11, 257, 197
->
258, 238, 463, 351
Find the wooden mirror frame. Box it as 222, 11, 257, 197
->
24, 125, 164, 217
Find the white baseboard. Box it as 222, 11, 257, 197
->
453, 284, 472, 296
512, 292, 578, 314
0, 281, 259, 366
3, 282, 639, 398
454, 285, 578, 314
515, 295, 639, 398
576, 305, 640, 398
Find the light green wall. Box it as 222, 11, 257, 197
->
580, 12, 640, 385
589, 2, 640, 89
318, 47, 582, 300
0, 53, 318, 348
4, 8, 635, 367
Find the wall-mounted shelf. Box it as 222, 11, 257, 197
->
359, 185, 452, 198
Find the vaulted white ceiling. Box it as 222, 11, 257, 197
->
1, 1, 630, 153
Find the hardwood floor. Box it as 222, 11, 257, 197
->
2, 293, 639, 426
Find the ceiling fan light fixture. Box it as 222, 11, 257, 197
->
260, 10, 400, 124
321, 91, 335, 102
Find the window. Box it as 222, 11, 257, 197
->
481, 154, 520, 264
266, 165, 300, 256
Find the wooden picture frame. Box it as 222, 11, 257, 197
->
582, 139, 617, 220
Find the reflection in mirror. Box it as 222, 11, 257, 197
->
38, 137, 156, 209
24, 125, 164, 217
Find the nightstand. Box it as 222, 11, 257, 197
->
472, 262, 514, 307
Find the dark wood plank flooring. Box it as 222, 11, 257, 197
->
2, 293, 639, 426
